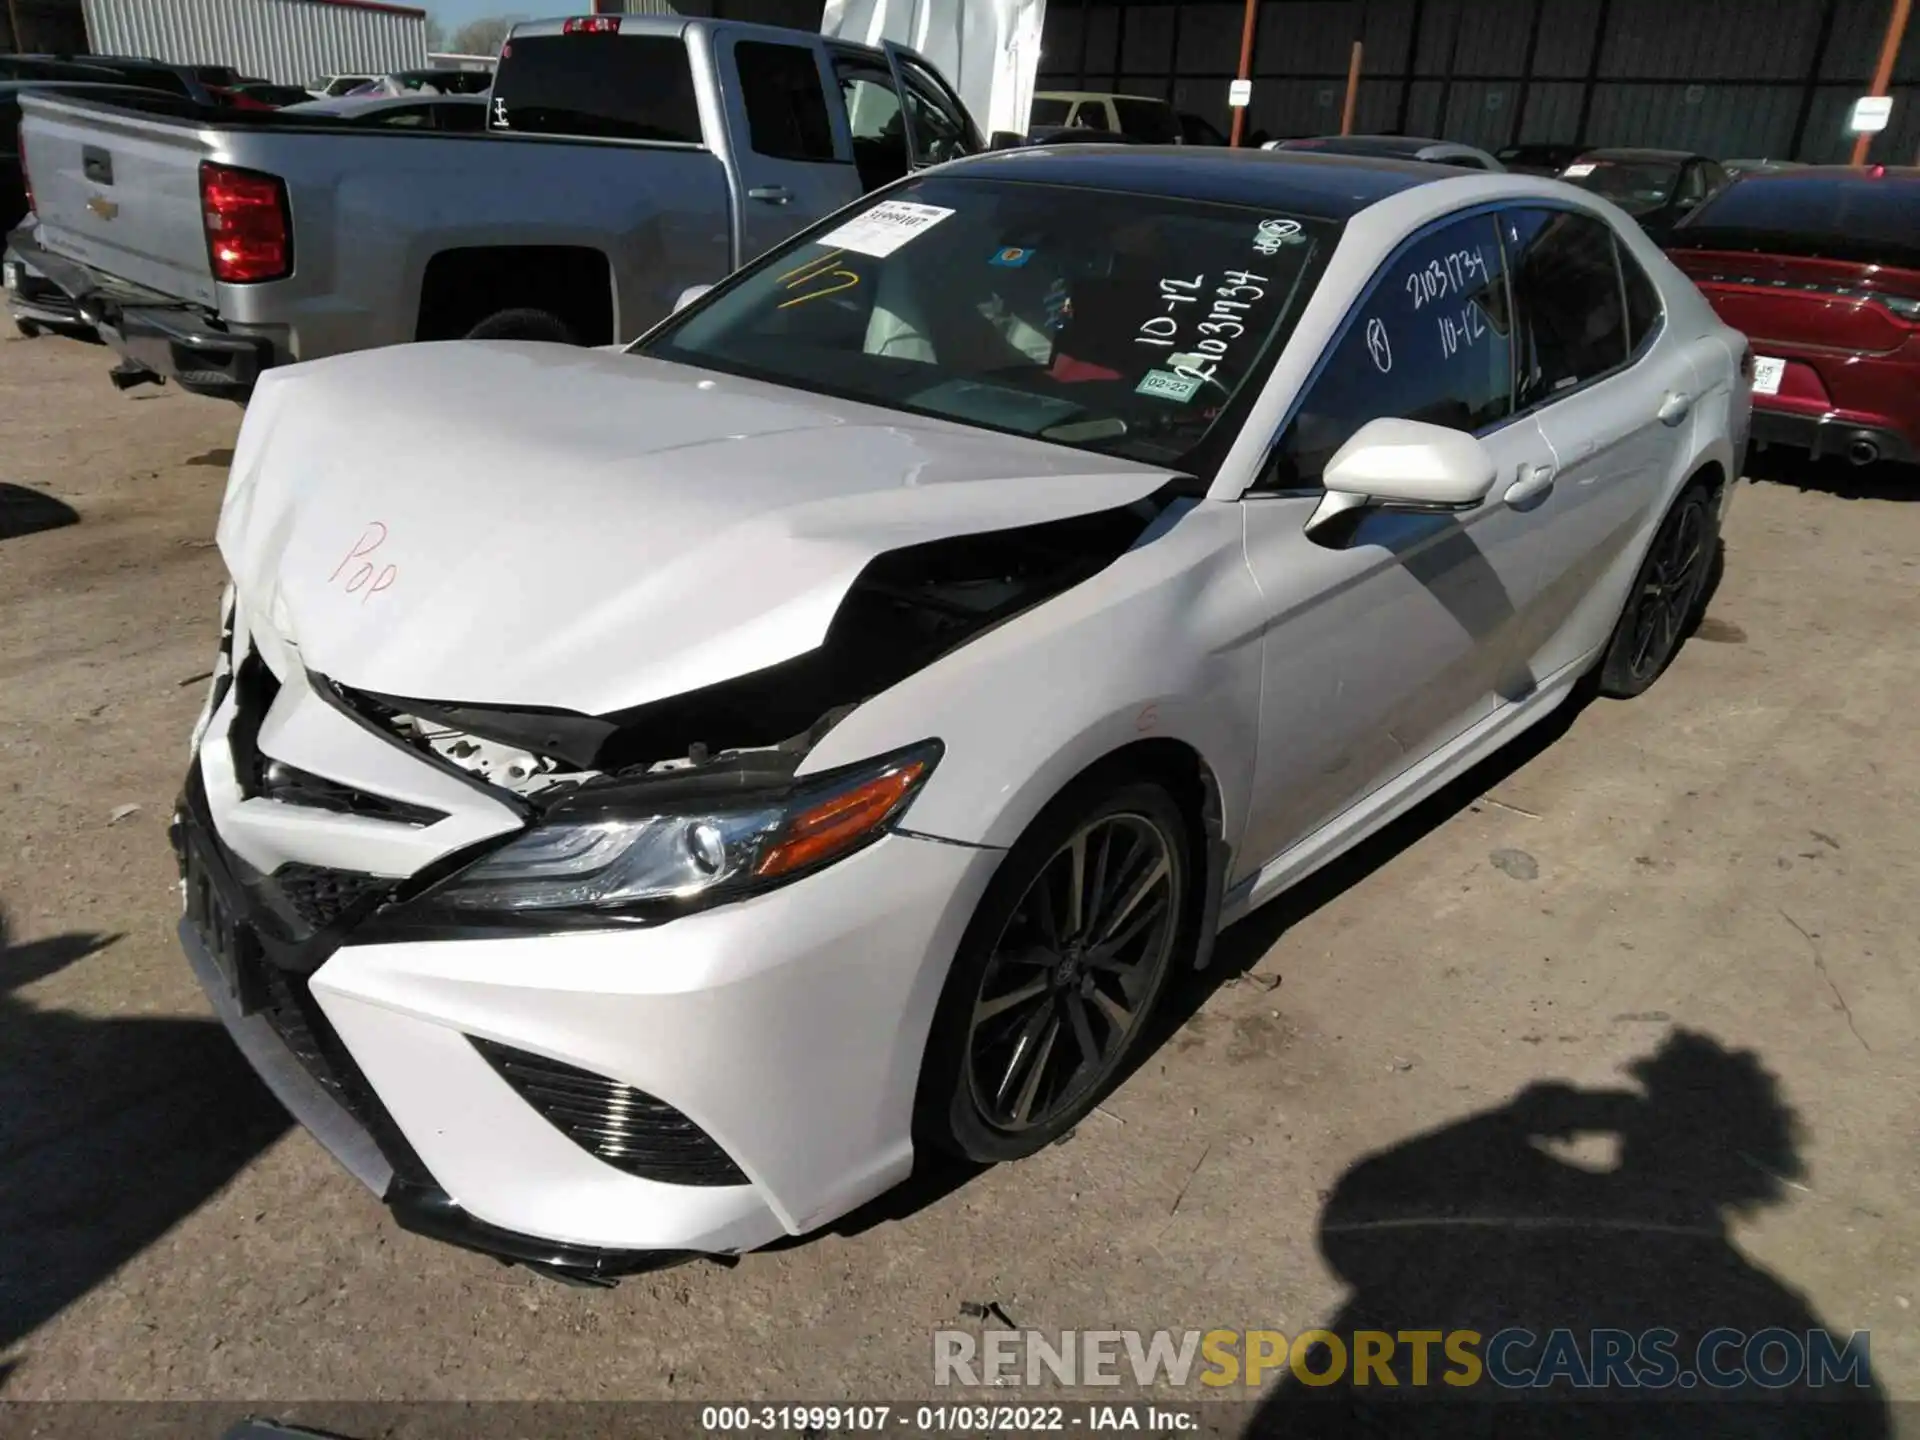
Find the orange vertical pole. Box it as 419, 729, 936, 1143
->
1229, 0, 1260, 147
1851, 0, 1913, 165
1341, 40, 1364, 135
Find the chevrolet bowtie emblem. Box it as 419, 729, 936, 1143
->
86, 195, 119, 220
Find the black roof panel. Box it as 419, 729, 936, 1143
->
944, 145, 1438, 222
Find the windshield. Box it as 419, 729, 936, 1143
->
641, 177, 1336, 476
1564, 159, 1680, 215
1675, 174, 1920, 269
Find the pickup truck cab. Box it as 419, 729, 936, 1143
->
11, 15, 981, 399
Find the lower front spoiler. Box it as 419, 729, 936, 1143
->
179, 917, 698, 1286
385, 1181, 701, 1287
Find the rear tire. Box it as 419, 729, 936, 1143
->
462, 307, 578, 345
1598, 484, 1719, 698
916, 775, 1191, 1163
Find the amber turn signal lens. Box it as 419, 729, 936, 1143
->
754, 760, 928, 879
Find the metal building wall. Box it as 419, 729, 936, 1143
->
1039, 0, 1920, 163
81, 0, 429, 87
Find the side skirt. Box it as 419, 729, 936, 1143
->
1220, 648, 1600, 929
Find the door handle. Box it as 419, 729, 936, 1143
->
1504, 463, 1556, 507
747, 185, 793, 204
1657, 391, 1694, 426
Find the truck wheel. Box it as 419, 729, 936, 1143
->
462, 308, 578, 345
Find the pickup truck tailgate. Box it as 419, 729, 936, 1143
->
19, 94, 219, 306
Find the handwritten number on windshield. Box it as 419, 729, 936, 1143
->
775, 248, 862, 310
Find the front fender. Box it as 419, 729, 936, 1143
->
800, 499, 1263, 860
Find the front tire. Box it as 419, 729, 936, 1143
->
462, 307, 578, 345
917, 777, 1190, 1163
1598, 484, 1718, 699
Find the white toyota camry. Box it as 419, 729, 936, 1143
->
175, 145, 1751, 1280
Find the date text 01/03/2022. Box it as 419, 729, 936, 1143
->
698, 1403, 1202, 1432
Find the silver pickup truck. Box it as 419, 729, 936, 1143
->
9, 15, 982, 399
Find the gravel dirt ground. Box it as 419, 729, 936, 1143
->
0, 333, 1914, 1421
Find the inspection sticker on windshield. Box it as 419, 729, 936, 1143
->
819, 201, 955, 258
1253, 218, 1305, 255
1136, 369, 1203, 403
1562, 162, 1597, 178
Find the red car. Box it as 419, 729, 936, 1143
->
1666, 165, 1919, 468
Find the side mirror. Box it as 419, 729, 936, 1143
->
673, 283, 713, 314
1304, 418, 1497, 541
989, 129, 1029, 150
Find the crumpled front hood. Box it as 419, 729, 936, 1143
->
218, 342, 1175, 715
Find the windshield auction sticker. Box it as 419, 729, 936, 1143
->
819, 201, 956, 258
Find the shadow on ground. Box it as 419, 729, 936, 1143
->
0, 907, 290, 1357
0, 484, 79, 542
1241, 1029, 1888, 1436
1747, 448, 1916, 503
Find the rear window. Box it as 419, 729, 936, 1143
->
490, 33, 701, 143
1676, 174, 1920, 270
1563, 159, 1681, 216
1029, 97, 1071, 126
1112, 97, 1179, 144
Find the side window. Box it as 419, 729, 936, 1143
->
1620, 239, 1663, 353
1504, 208, 1628, 410
833, 58, 908, 190
736, 41, 835, 163
1271, 213, 1513, 487
898, 56, 979, 162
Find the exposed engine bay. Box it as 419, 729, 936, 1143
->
325, 496, 1174, 806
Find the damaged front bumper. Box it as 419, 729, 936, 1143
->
173, 686, 1002, 1274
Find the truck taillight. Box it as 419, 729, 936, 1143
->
200, 162, 291, 284
17, 123, 30, 216
563, 15, 621, 33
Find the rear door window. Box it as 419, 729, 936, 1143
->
736, 40, 834, 161
1503, 208, 1630, 407
490, 34, 701, 143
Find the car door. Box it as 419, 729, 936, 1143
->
719, 34, 864, 263
1497, 205, 1701, 681
1236, 209, 1560, 872
888, 47, 984, 163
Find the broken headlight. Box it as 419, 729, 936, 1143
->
428, 740, 941, 918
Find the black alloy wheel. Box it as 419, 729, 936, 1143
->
921, 778, 1190, 1162
1600, 486, 1718, 698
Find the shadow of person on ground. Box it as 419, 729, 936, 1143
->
0, 907, 290, 1357
1244, 1029, 1887, 1437
0, 484, 79, 542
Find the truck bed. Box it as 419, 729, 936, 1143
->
18, 92, 732, 359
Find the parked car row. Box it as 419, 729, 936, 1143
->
5, 22, 1913, 475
